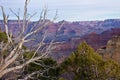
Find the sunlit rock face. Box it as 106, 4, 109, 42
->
97, 36, 120, 62
106, 36, 120, 61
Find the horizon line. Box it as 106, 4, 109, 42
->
0, 18, 120, 22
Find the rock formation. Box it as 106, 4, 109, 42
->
97, 36, 120, 62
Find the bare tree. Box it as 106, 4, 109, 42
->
0, 0, 63, 79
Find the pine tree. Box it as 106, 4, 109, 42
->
61, 41, 120, 80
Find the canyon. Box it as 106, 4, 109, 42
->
0, 19, 120, 61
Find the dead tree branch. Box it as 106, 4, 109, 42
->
0, 0, 63, 78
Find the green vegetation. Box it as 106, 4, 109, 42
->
19, 42, 120, 80
22, 56, 61, 80
1, 31, 120, 80
61, 42, 120, 80
58, 77, 66, 80
0, 32, 8, 43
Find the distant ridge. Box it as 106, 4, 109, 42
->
0, 19, 120, 60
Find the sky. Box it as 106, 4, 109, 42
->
0, 0, 120, 21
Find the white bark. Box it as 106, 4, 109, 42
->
0, 0, 63, 78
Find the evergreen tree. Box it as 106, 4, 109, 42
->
22, 56, 61, 80
61, 42, 120, 80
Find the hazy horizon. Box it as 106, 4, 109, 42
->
0, 0, 120, 21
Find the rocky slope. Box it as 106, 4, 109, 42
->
53, 28, 120, 62
97, 36, 120, 62
0, 19, 120, 60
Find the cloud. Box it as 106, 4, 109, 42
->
0, 0, 120, 21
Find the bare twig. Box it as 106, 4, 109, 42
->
1, 6, 12, 43
0, 0, 63, 78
